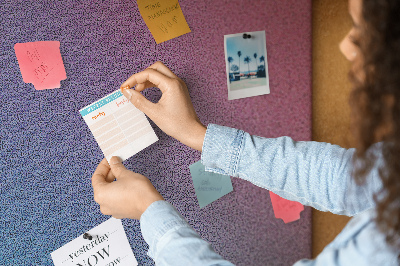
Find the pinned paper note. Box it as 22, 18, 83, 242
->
269, 192, 304, 223
51, 218, 137, 266
14, 41, 67, 90
137, 0, 191, 44
189, 161, 233, 208
79, 90, 158, 162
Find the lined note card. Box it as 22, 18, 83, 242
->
80, 90, 158, 162
137, 0, 191, 44
14, 41, 67, 90
51, 218, 137, 266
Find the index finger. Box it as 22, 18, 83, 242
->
120, 68, 173, 93
131, 61, 179, 92
147, 61, 178, 79
91, 158, 111, 189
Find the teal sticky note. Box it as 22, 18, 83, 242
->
189, 160, 233, 208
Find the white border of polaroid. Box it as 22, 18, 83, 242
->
224, 30, 270, 100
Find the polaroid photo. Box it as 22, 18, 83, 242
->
224, 30, 270, 100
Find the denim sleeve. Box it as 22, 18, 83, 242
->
293, 210, 399, 266
140, 200, 234, 266
201, 124, 382, 216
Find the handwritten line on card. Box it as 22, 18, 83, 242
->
137, 0, 191, 44
51, 218, 137, 266
14, 41, 67, 90
189, 160, 233, 208
79, 90, 158, 162
269, 191, 304, 224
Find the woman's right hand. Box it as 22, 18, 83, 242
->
120, 61, 207, 151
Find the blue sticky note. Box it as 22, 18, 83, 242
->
189, 160, 233, 208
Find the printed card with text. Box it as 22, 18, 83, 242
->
51, 218, 138, 266
80, 90, 158, 162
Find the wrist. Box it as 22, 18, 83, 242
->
139, 196, 165, 219
185, 122, 206, 151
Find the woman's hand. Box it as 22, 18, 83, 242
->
120, 61, 206, 152
91, 157, 164, 220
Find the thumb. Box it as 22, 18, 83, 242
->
122, 89, 155, 115
109, 156, 128, 178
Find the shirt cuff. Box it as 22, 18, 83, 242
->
201, 124, 245, 176
140, 200, 191, 259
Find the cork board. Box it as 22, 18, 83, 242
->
0, 0, 311, 264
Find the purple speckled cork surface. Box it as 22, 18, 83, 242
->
0, 1, 311, 265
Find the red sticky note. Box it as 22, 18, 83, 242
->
14, 41, 67, 90
269, 191, 304, 223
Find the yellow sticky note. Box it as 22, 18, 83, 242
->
137, 0, 191, 44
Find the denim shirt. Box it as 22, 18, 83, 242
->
140, 124, 399, 265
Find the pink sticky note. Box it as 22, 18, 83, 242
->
269, 191, 304, 223
14, 41, 67, 90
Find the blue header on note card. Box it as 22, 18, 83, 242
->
80, 90, 123, 116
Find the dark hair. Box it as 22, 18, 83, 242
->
350, 0, 400, 250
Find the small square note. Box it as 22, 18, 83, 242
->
14, 41, 67, 90
137, 0, 191, 44
80, 90, 158, 162
189, 160, 233, 208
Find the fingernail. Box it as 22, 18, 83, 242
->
124, 89, 133, 100
110, 156, 122, 165
120, 85, 129, 92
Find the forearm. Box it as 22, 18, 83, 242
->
201, 124, 379, 216
140, 201, 234, 265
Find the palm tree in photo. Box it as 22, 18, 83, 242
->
237, 51, 242, 77
244, 56, 251, 78
253, 53, 258, 73
260, 55, 266, 72
259, 55, 266, 77
227, 56, 233, 73
231, 64, 239, 73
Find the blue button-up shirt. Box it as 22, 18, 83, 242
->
140, 124, 399, 265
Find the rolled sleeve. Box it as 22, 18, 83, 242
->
201, 124, 244, 176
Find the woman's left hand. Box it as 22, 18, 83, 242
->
91, 157, 164, 220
